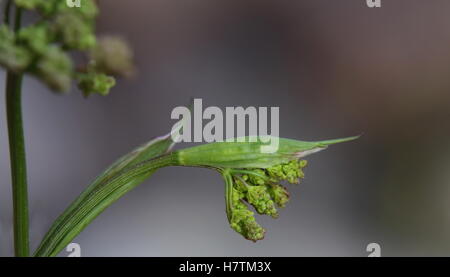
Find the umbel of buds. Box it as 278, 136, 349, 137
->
221, 160, 304, 241
171, 136, 359, 241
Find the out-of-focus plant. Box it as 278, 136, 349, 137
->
1, 0, 133, 256
2, 0, 133, 95
1, 0, 358, 257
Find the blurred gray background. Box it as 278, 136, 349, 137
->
2, 0, 450, 256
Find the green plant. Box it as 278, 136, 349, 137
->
1, 0, 358, 257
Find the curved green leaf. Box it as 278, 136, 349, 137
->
34, 127, 182, 257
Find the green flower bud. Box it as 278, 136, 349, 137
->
266, 164, 285, 181
267, 183, 290, 208
17, 24, 52, 55
230, 208, 265, 242
224, 172, 265, 242
245, 185, 278, 218
35, 46, 73, 92
91, 36, 135, 77
52, 13, 96, 50
266, 159, 307, 184
77, 71, 116, 97
0, 25, 31, 72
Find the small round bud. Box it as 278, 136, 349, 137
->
91, 36, 134, 77
35, 46, 73, 92
245, 185, 278, 218
268, 184, 290, 208
77, 71, 116, 97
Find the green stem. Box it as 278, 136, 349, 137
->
6, 72, 29, 257
5, 6, 29, 257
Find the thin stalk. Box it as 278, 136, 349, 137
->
5, 6, 29, 257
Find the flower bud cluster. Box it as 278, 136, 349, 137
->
0, 0, 133, 96
224, 159, 307, 241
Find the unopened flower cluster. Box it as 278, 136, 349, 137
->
0, 0, 134, 96
224, 159, 308, 241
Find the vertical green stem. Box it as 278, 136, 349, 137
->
5, 6, 29, 257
